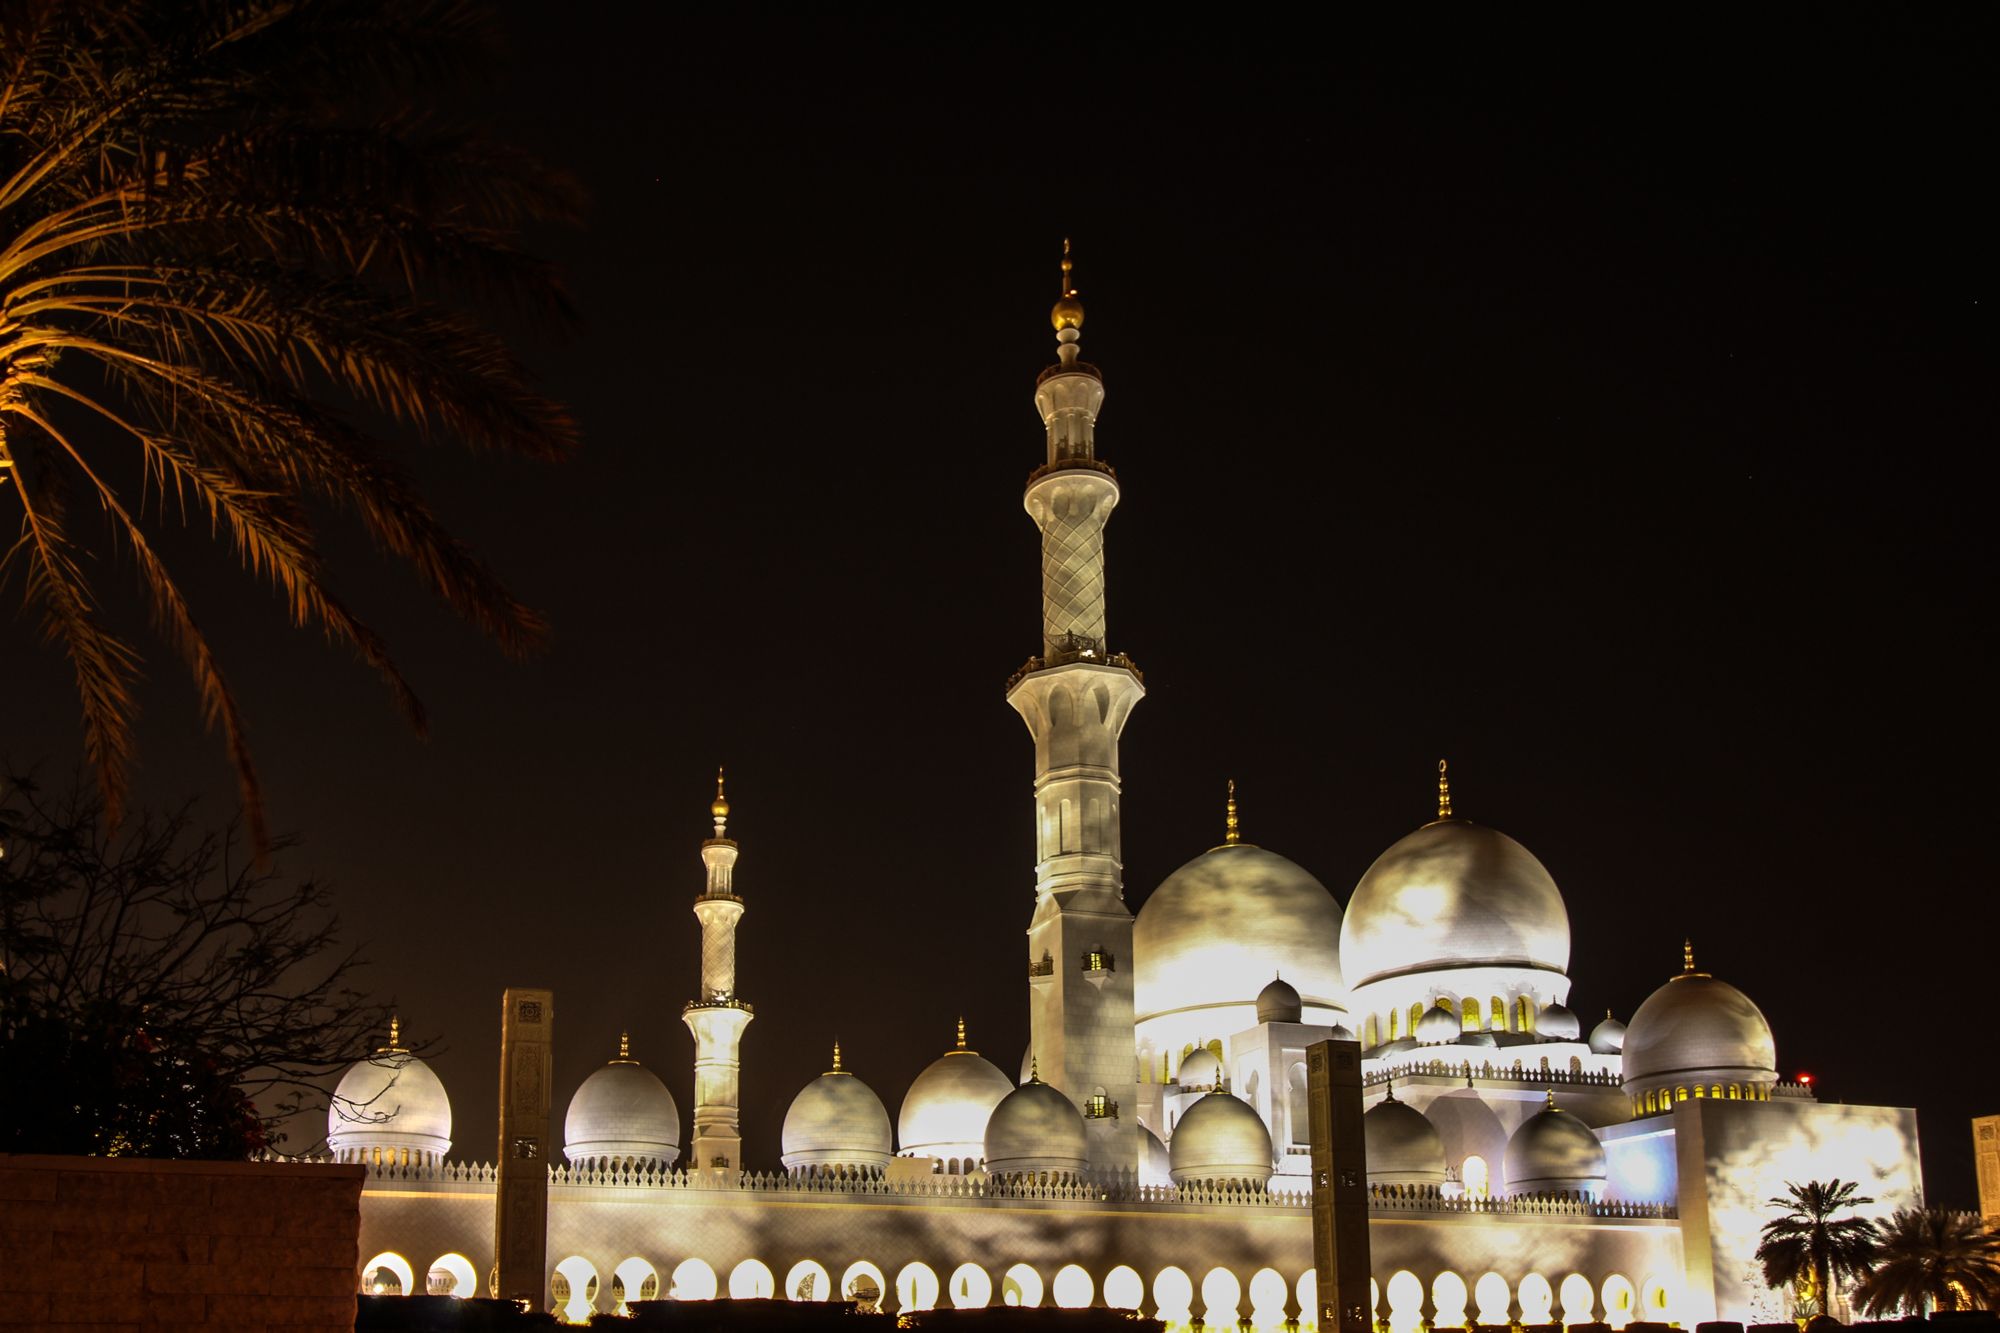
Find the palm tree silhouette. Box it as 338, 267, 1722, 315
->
1756, 1178, 1881, 1317
1853, 1208, 2000, 1316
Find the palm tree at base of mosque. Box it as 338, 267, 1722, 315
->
1854, 1208, 2000, 1317
1756, 1179, 1881, 1318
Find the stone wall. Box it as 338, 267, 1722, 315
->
0, 1153, 365, 1331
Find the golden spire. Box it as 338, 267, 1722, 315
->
955, 1016, 967, 1051
1051, 238, 1085, 332
617, 1030, 631, 1061
1437, 759, 1453, 820
1029, 1053, 1040, 1083
1546, 1087, 1558, 1109
829, 1039, 843, 1074
1684, 938, 1695, 973
381, 1014, 402, 1052
1224, 778, 1241, 845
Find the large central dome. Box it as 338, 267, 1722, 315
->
1135, 843, 1345, 1026
1340, 819, 1570, 989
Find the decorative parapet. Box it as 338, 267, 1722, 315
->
1366, 1058, 1623, 1088
1366, 1183, 1674, 1219
1005, 649, 1145, 695
683, 997, 754, 1015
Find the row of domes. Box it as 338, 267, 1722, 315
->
1365, 1087, 1608, 1199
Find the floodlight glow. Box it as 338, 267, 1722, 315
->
1053, 1264, 1094, 1309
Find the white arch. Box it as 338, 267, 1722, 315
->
670, 1257, 717, 1301
611, 1257, 658, 1312
1297, 1269, 1320, 1326
1249, 1268, 1289, 1323
948, 1263, 992, 1309
785, 1259, 830, 1303
1560, 1273, 1596, 1324
1154, 1266, 1194, 1321
361, 1251, 414, 1296
1001, 1262, 1044, 1308
1519, 1272, 1555, 1326
1601, 1274, 1637, 1330
895, 1262, 940, 1313
425, 1253, 476, 1298
841, 1260, 886, 1312
1640, 1274, 1678, 1324
1104, 1265, 1144, 1310
1386, 1270, 1425, 1333
728, 1259, 774, 1301
1434, 1271, 1469, 1327
1475, 1271, 1513, 1325
1052, 1264, 1093, 1309
552, 1255, 598, 1325
1202, 1267, 1244, 1325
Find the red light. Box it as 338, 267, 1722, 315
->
1797, 1072, 1814, 1085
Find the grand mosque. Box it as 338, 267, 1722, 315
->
324, 254, 1925, 1328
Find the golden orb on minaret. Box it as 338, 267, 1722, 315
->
711, 766, 730, 820
1051, 237, 1085, 331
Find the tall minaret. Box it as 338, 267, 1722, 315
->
1005, 242, 1143, 1179
682, 769, 752, 1184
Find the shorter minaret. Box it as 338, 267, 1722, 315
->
682, 769, 753, 1183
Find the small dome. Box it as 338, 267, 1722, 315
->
781, 1055, 893, 1177
1257, 976, 1304, 1025
1341, 819, 1570, 989
1328, 1021, 1357, 1042
1177, 1048, 1223, 1092
1415, 1005, 1462, 1043
1621, 956, 1777, 1098
1589, 1012, 1627, 1055
1169, 1092, 1274, 1189
563, 1046, 680, 1169
328, 1038, 452, 1164
898, 1039, 1013, 1167
1504, 1098, 1606, 1198
1139, 1124, 1173, 1189
984, 1077, 1088, 1181
1538, 1002, 1582, 1041
1136, 845, 1346, 1026
1363, 1092, 1444, 1186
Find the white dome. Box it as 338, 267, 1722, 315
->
1340, 820, 1570, 989
328, 1043, 451, 1164
563, 1050, 680, 1169
1140, 1124, 1173, 1188
1177, 1048, 1222, 1092
781, 1057, 892, 1177
1621, 963, 1777, 1096
1169, 1092, 1274, 1188
983, 1077, 1088, 1181
1136, 844, 1345, 1023
1363, 1092, 1444, 1186
897, 1040, 1012, 1167
1589, 1012, 1627, 1055
1256, 976, 1303, 1025
1415, 1004, 1461, 1043
1504, 1099, 1607, 1198
1538, 1002, 1581, 1040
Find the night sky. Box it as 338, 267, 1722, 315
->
2, 13, 1990, 1206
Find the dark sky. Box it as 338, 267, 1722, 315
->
3, 12, 1991, 1206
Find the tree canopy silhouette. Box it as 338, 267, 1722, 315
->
1757, 1178, 1881, 1317
1854, 1208, 2000, 1316
0, 0, 580, 850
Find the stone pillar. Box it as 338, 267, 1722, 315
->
493, 987, 553, 1308
1308, 1038, 1370, 1333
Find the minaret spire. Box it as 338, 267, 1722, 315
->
1008, 242, 1143, 1182
1224, 779, 1242, 845
1437, 759, 1453, 820
683, 773, 753, 1183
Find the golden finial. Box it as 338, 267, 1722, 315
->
1029, 1053, 1040, 1083
830, 1039, 843, 1074
1051, 238, 1085, 331
1684, 939, 1695, 973
1546, 1087, 1558, 1109
617, 1030, 631, 1061
1437, 759, 1453, 820
1224, 779, 1241, 845
955, 1016, 967, 1051
382, 1014, 402, 1052
711, 766, 730, 819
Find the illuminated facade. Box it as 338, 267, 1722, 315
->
326, 258, 1926, 1328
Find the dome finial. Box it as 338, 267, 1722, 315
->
1437, 758, 1453, 820
1051, 238, 1085, 356
381, 1014, 402, 1052
1029, 1052, 1040, 1083
1383, 1075, 1397, 1103
955, 1016, 967, 1050
1684, 938, 1695, 973
710, 766, 730, 835
617, 1030, 631, 1061
1546, 1086, 1558, 1109
1224, 778, 1241, 844
829, 1038, 843, 1074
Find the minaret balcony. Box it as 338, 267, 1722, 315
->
1025, 456, 1116, 487
1004, 649, 1144, 695
683, 996, 754, 1015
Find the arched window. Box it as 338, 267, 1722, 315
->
1710, 1084, 1722, 1100
1388, 1009, 1400, 1041
1492, 997, 1508, 1030
1516, 997, 1536, 1032
1693, 1084, 1705, 1098
1675, 1086, 1688, 1102
1461, 1154, 1490, 1200
1410, 1002, 1426, 1033
1365, 1014, 1380, 1047
1462, 997, 1482, 1030
1288, 1063, 1311, 1147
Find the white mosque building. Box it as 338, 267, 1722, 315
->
327, 257, 1925, 1328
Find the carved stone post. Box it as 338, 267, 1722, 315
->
493, 987, 553, 1307
1308, 1038, 1371, 1333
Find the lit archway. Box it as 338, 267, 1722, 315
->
362, 1251, 413, 1296
841, 1261, 886, 1313
1434, 1271, 1469, 1328
551, 1256, 598, 1325
1640, 1275, 1676, 1324
729, 1260, 774, 1300
1104, 1265, 1143, 1310
1386, 1270, 1424, 1333
670, 1258, 717, 1301
1001, 1263, 1043, 1308
1461, 1154, 1490, 1201
1155, 1266, 1195, 1322
1559, 1273, 1595, 1324
425, 1253, 476, 1298
1601, 1275, 1636, 1329
895, 1262, 940, 1313
948, 1263, 992, 1309
1250, 1268, 1289, 1325
1202, 1267, 1244, 1325
1474, 1272, 1512, 1325
784, 1259, 830, 1302
1052, 1264, 1093, 1309
1297, 1270, 1320, 1327
611, 1257, 659, 1313
1518, 1273, 1554, 1326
